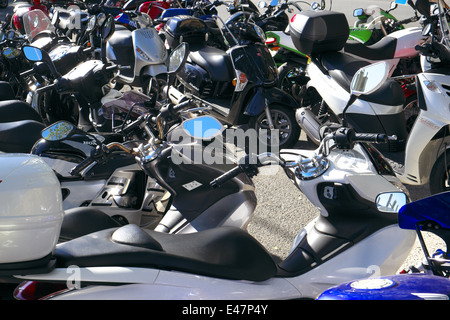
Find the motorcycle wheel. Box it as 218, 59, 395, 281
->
249, 104, 300, 150
0, 0, 8, 8
278, 62, 308, 105
429, 150, 450, 195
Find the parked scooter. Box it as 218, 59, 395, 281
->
287, 9, 408, 152
1, 61, 416, 300
164, 13, 301, 149
105, 11, 168, 96
317, 191, 450, 300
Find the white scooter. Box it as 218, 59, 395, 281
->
389, 0, 450, 195
287, 8, 420, 153
105, 11, 168, 96
1, 61, 416, 300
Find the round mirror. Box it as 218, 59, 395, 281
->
376, 192, 407, 213
183, 116, 224, 139
2, 47, 21, 59
41, 121, 76, 141
350, 61, 389, 96
6, 30, 15, 40
101, 15, 114, 40
22, 46, 43, 62
86, 15, 97, 32
97, 13, 106, 27
168, 42, 188, 74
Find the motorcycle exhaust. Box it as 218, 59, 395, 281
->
295, 107, 322, 145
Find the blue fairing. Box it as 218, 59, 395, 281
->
317, 274, 450, 300
398, 191, 450, 230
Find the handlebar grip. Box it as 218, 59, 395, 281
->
210, 166, 243, 188
354, 133, 393, 143
69, 157, 96, 176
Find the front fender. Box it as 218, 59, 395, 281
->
244, 86, 298, 116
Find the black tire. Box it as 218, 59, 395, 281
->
429, 150, 450, 195
249, 104, 301, 150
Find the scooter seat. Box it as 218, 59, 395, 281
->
189, 46, 234, 82
0, 120, 46, 153
54, 224, 278, 282
320, 52, 405, 106
0, 99, 42, 123
344, 36, 397, 61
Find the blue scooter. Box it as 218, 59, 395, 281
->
317, 191, 450, 300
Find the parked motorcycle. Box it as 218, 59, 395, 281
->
106, 11, 168, 97
164, 13, 301, 149
0, 61, 416, 300
317, 191, 450, 300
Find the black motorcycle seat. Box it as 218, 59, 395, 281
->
344, 36, 397, 61
54, 224, 278, 282
0, 81, 16, 101
320, 52, 405, 106
0, 120, 45, 153
189, 46, 234, 82
0, 99, 42, 123
107, 29, 135, 76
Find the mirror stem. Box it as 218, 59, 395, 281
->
341, 94, 357, 127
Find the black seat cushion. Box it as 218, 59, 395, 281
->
320, 52, 405, 106
0, 100, 42, 123
344, 36, 397, 61
54, 226, 278, 281
59, 207, 124, 242
0, 120, 45, 153
189, 46, 234, 82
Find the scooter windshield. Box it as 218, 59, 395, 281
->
22, 9, 55, 41
230, 43, 277, 84
398, 192, 450, 230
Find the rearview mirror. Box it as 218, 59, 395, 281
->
168, 42, 189, 74
376, 192, 407, 213
86, 15, 97, 32
41, 121, 76, 141
350, 61, 389, 96
22, 45, 60, 78
22, 46, 43, 62
183, 116, 224, 140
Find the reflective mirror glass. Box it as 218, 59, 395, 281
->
22, 46, 43, 62
41, 121, 76, 141
183, 116, 224, 139
351, 61, 389, 96
376, 192, 407, 213
168, 42, 188, 73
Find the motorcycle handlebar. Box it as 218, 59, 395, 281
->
353, 133, 396, 144
210, 166, 244, 188
69, 156, 96, 176
35, 83, 56, 94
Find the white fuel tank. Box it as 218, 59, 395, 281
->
0, 154, 64, 264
